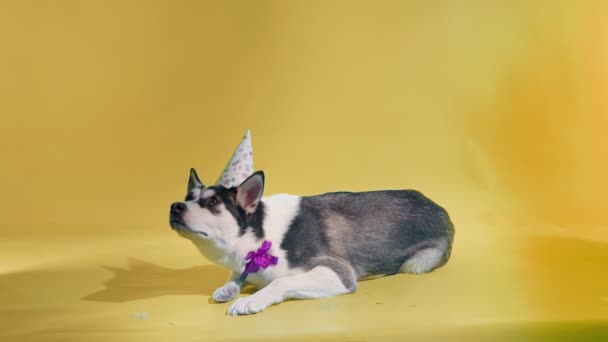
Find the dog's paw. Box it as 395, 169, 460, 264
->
227, 293, 277, 316
212, 282, 240, 303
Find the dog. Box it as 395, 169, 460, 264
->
169, 168, 454, 315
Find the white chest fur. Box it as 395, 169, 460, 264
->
192, 194, 303, 288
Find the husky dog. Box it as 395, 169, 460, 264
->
169, 169, 454, 316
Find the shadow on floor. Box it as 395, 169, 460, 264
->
82, 258, 230, 302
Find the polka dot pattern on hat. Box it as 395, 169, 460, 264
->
216, 129, 254, 188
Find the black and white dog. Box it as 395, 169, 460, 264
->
169, 169, 454, 315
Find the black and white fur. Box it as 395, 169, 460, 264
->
169, 169, 454, 316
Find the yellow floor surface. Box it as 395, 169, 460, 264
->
2, 1, 608, 341
2, 220, 607, 341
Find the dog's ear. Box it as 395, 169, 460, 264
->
236, 171, 265, 214
187, 168, 204, 193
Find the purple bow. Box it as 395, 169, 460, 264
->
239, 240, 279, 283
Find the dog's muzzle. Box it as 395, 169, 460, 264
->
169, 202, 187, 230
170, 202, 186, 215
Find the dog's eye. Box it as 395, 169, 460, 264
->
208, 196, 220, 207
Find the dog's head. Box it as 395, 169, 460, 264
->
169, 168, 265, 245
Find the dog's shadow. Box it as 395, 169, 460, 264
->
83, 258, 254, 303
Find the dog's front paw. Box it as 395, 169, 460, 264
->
212, 282, 240, 303
227, 293, 277, 316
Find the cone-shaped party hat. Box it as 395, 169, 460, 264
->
216, 129, 254, 188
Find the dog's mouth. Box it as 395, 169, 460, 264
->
169, 219, 208, 237
169, 218, 186, 229
193, 231, 208, 237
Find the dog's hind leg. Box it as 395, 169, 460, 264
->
399, 240, 451, 274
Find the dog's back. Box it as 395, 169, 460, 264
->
280, 190, 454, 289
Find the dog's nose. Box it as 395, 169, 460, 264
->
170, 202, 187, 215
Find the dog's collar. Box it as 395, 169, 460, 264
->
238, 240, 278, 285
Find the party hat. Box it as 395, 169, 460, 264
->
216, 129, 254, 188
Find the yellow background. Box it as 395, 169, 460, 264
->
1, 1, 607, 341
